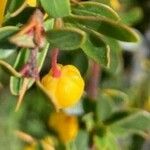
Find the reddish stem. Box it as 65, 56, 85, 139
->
51, 48, 61, 77
19, 48, 39, 79
86, 61, 101, 99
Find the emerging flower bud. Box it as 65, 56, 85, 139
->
41, 64, 84, 109
48, 112, 78, 143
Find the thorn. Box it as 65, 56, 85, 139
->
15, 78, 29, 112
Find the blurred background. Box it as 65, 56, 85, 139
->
0, 0, 150, 150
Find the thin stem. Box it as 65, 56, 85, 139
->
51, 48, 61, 77
86, 61, 101, 99
19, 48, 39, 79
15, 78, 29, 112
0, 60, 22, 77
10, 2, 28, 17
50, 18, 63, 77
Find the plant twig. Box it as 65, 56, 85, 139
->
86, 61, 101, 99
50, 18, 64, 77
15, 78, 29, 112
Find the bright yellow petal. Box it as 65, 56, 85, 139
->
0, 0, 7, 26
41, 64, 84, 109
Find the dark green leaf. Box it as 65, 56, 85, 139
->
96, 94, 114, 123
10, 44, 49, 95
0, 26, 18, 41
5, 0, 24, 14
40, 0, 71, 18
46, 28, 86, 50
59, 50, 88, 76
104, 38, 122, 74
64, 15, 139, 42
75, 130, 89, 150
72, 1, 120, 21
0, 26, 18, 59
80, 26, 110, 67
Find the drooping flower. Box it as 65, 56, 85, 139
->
41, 64, 84, 109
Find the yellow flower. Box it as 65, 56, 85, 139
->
41, 64, 84, 109
49, 112, 78, 143
0, 0, 7, 26
27, 0, 37, 7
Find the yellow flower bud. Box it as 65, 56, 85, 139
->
49, 112, 78, 143
27, 0, 37, 7
41, 64, 84, 109
0, 0, 7, 26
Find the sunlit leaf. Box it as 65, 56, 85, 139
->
40, 0, 71, 18
72, 1, 120, 21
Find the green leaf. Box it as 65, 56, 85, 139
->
64, 15, 139, 42
104, 38, 122, 74
59, 50, 88, 76
94, 132, 120, 150
96, 94, 114, 123
46, 28, 86, 50
0, 26, 18, 59
92, 0, 110, 5
44, 19, 54, 31
74, 130, 89, 150
40, 0, 71, 18
80, 26, 110, 67
5, 0, 24, 14
103, 89, 129, 108
10, 44, 49, 95
0, 49, 15, 59
120, 7, 143, 25
0, 26, 18, 41
72, 1, 120, 21
109, 111, 150, 135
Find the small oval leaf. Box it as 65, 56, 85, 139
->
72, 1, 120, 21
40, 0, 71, 18
64, 15, 139, 42
46, 28, 86, 50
